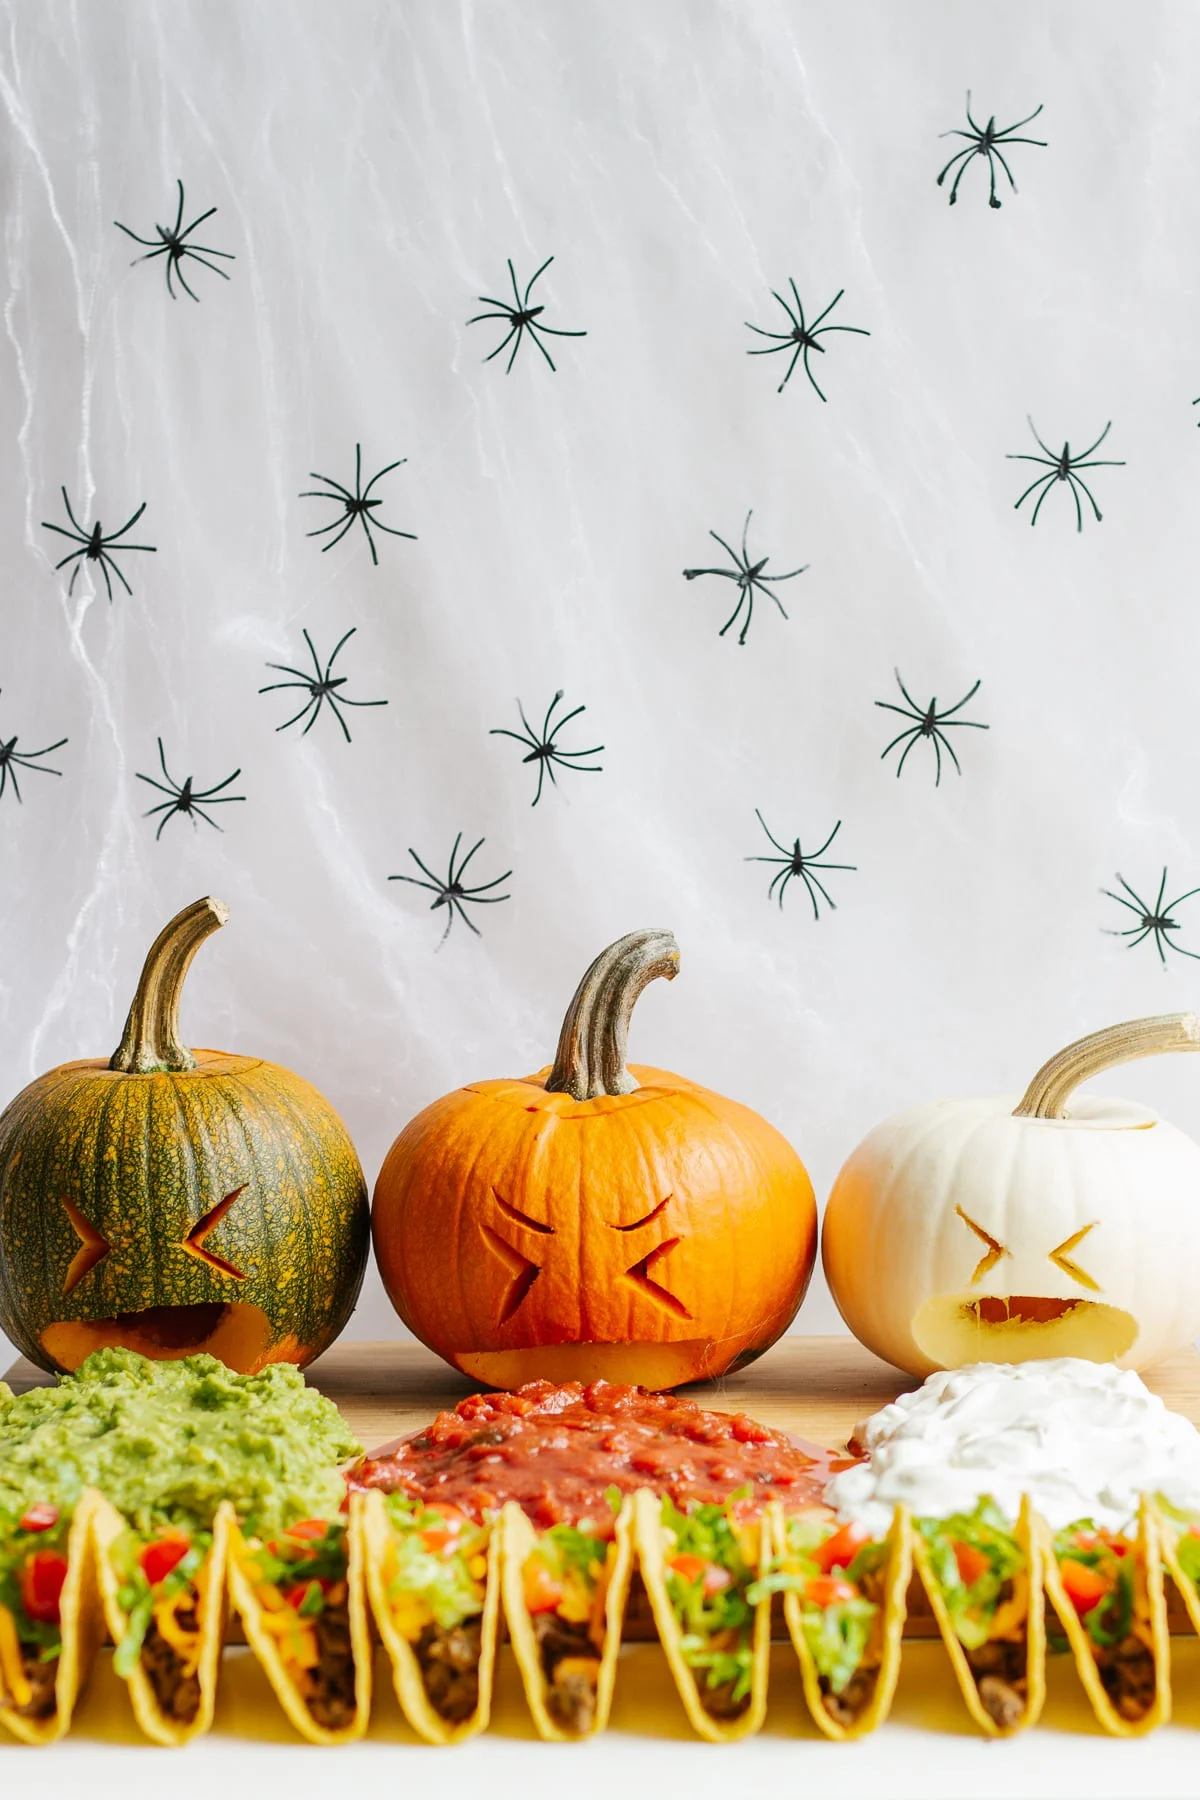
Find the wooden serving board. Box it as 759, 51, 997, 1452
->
9, 1336, 1200, 1635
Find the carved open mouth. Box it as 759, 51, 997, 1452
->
40, 1302, 274, 1372
456, 1339, 725, 1390
912, 1294, 1138, 1367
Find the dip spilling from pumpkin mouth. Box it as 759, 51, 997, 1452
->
911, 1294, 1137, 1367
40, 1302, 275, 1372
455, 1339, 756, 1390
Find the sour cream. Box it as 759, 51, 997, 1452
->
826, 1357, 1200, 1534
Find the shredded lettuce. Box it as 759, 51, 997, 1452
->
382, 1498, 487, 1630
746, 1516, 885, 1695
112, 1528, 210, 1678
0, 1509, 72, 1659
1173, 1528, 1200, 1588
916, 1499, 1023, 1652
662, 1501, 755, 1703
801, 1595, 879, 1695
1051, 1520, 1135, 1648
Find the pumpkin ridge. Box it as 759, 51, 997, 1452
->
253, 1073, 337, 1295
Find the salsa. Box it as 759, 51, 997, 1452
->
346, 1380, 847, 1530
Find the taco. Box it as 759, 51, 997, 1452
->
501, 1496, 636, 1741
0, 1495, 103, 1744
752, 1504, 910, 1739
89, 1490, 228, 1745
224, 1495, 371, 1744
1156, 1502, 1200, 1637
912, 1496, 1044, 1736
1041, 1496, 1169, 1735
362, 1489, 499, 1743
634, 1489, 769, 1743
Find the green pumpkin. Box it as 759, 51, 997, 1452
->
0, 897, 369, 1373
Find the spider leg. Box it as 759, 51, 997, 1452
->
718, 586, 750, 643
945, 147, 982, 205
0, 763, 12, 802
1105, 877, 1151, 916
408, 848, 447, 888
359, 457, 407, 500
388, 872, 441, 896
876, 702, 923, 726
753, 810, 791, 857
94, 553, 120, 603
983, 148, 1002, 208
776, 343, 804, 394
989, 145, 1020, 196
67, 562, 82, 595
321, 695, 355, 743
154, 804, 181, 841
168, 180, 186, 237
808, 820, 846, 860
806, 289, 846, 332
357, 513, 380, 566
114, 222, 166, 249
811, 323, 870, 340
273, 696, 319, 734
797, 869, 827, 922
319, 628, 356, 677
308, 516, 360, 550
153, 736, 175, 785
763, 286, 800, 333
766, 866, 792, 907
103, 501, 149, 542
963, 91, 984, 135
12, 738, 68, 767
179, 241, 235, 265
467, 301, 517, 322
889, 669, 924, 715
259, 666, 315, 688
683, 567, 737, 582
529, 757, 549, 806
1063, 474, 1086, 533
935, 678, 983, 718
1153, 867, 1171, 916
48, 544, 89, 573
739, 510, 754, 563
1006, 453, 1057, 469
177, 251, 233, 289
300, 693, 332, 738
1021, 473, 1057, 524
533, 324, 586, 340
461, 876, 512, 900
187, 800, 236, 832
801, 346, 828, 404
452, 897, 482, 939
525, 322, 561, 372
935, 142, 978, 187
1074, 420, 1114, 461
1105, 922, 1153, 945
936, 729, 965, 781
491, 726, 537, 752
758, 579, 790, 621
301, 476, 357, 503
369, 519, 417, 542
452, 836, 488, 885
999, 104, 1045, 135
1165, 935, 1200, 962
338, 693, 387, 710
549, 701, 587, 735
190, 769, 245, 800
171, 259, 202, 302
893, 731, 923, 778
881, 725, 920, 770
1024, 416, 1060, 460
745, 327, 795, 349
178, 203, 217, 240
552, 748, 604, 769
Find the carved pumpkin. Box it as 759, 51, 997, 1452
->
0, 897, 369, 1374
372, 929, 818, 1389
822, 1013, 1200, 1377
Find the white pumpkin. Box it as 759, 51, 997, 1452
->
822, 1013, 1200, 1377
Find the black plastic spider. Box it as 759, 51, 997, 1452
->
876, 670, 989, 785
300, 444, 416, 566
1102, 870, 1200, 964
114, 179, 235, 301
746, 811, 856, 919
41, 488, 156, 601
136, 738, 245, 841
259, 628, 387, 743
745, 282, 869, 400
1007, 418, 1124, 531
389, 833, 512, 943
0, 693, 67, 803
683, 511, 808, 645
936, 93, 1046, 208
467, 257, 587, 373
490, 690, 603, 806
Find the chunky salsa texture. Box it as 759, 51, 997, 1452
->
347, 1380, 839, 1529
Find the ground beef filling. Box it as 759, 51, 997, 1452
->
531, 1611, 601, 1734
140, 1608, 202, 1723
304, 1603, 358, 1730
10, 1651, 57, 1720
414, 1618, 482, 1723
699, 1671, 751, 1721
966, 1634, 1027, 1730
1095, 1634, 1157, 1721
820, 1665, 879, 1729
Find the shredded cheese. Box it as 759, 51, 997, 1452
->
152, 1595, 202, 1676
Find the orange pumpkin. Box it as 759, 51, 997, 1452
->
372, 930, 817, 1389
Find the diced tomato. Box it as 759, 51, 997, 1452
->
18, 1503, 60, 1533
1187, 1526, 1200, 1541
668, 1555, 730, 1597
285, 1519, 329, 1541
952, 1541, 991, 1588
1059, 1558, 1109, 1615
282, 1578, 331, 1610
805, 1575, 858, 1608
668, 1553, 709, 1585
1072, 1528, 1129, 1558
139, 1533, 191, 1588
19, 1550, 68, 1623
521, 1556, 565, 1615
420, 1522, 465, 1553
812, 1521, 871, 1574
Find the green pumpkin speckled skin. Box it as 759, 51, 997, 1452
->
0, 899, 369, 1375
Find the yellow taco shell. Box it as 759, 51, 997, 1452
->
1040, 1495, 1169, 1737
224, 1496, 371, 1745
362, 1488, 500, 1744
1156, 1503, 1200, 1638
89, 1489, 228, 1746
911, 1495, 1044, 1737
633, 1488, 769, 1744
771, 1502, 911, 1741
501, 1497, 635, 1742
0, 1492, 104, 1745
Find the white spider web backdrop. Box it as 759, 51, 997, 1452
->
3, 0, 1200, 1372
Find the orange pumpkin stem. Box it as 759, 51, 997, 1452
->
1012, 1011, 1200, 1120
108, 896, 229, 1075
544, 929, 680, 1101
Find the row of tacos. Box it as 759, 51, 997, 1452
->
1, 1484, 1194, 1744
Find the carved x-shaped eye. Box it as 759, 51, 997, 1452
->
609, 1195, 693, 1321
180, 1186, 248, 1279
481, 1192, 552, 1322
1048, 1222, 1101, 1291
955, 1205, 1010, 1285
62, 1199, 111, 1295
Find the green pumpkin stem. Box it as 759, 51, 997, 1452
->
108, 897, 230, 1075
544, 929, 680, 1101
1012, 1012, 1200, 1120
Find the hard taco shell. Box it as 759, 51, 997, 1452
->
633, 1488, 769, 1744
1039, 1495, 1169, 1737
0, 1492, 104, 1745
89, 1489, 228, 1746
362, 1488, 500, 1744
501, 1497, 635, 1741
223, 1495, 371, 1745
911, 1495, 1044, 1737
772, 1501, 911, 1741
1156, 1503, 1200, 1638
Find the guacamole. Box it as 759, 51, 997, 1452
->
0, 1349, 360, 1536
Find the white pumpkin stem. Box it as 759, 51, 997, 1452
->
109, 897, 230, 1075
1013, 1012, 1200, 1120
544, 929, 680, 1101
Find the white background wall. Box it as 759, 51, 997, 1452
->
4, 0, 1200, 1373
